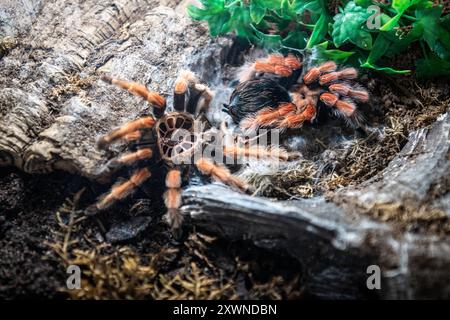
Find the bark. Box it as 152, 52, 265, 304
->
184, 111, 450, 299
0, 0, 232, 178
2, 0, 450, 300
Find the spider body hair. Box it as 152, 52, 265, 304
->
89, 68, 292, 237
223, 78, 291, 124
224, 54, 370, 131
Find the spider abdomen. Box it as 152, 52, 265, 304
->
224, 78, 292, 124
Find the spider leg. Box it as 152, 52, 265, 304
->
195, 158, 248, 192
192, 83, 214, 116
174, 70, 214, 116
302, 63, 367, 127
239, 84, 320, 131
164, 168, 183, 236
173, 74, 189, 112
328, 83, 369, 103
303, 61, 337, 84
96, 116, 155, 150
89, 167, 151, 213
256, 53, 302, 76
124, 130, 142, 142
101, 75, 166, 118
223, 145, 290, 161
240, 102, 297, 131
320, 92, 357, 116
239, 53, 302, 82
95, 148, 153, 179
318, 67, 358, 85
277, 103, 317, 129
319, 92, 365, 127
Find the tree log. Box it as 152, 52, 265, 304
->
0, 1, 232, 179
183, 111, 450, 299
2, 0, 450, 300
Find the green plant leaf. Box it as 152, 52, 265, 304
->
361, 61, 411, 74
320, 48, 356, 61
383, 23, 424, 56
313, 41, 355, 63
392, 0, 411, 12
409, 0, 434, 10
282, 30, 308, 49
380, 0, 413, 31
188, 0, 227, 17
251, 25, 283, 49
250, 1, 266, 24
380, 13, 404, 31
222, 6, 253, 38
355, 29, 373, 49
367, 33, 390, 64
332, 2, 372, 49
415, 6, 450, 60
380, 0, 434, 31
280, 0, 296, 19
186, 0, 448, 77
255, 0, 283, 10
187, 1, 231, 37
187, 5, 209, 20
417, 6, 442, 48
354, 0, 373, 7
416, 53, 450, 77
293, 0, 320, 14
442, 14, 450, 31
210, 11, 232, 36
307, 12, 329, 48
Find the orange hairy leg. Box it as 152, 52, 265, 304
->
254, 61, 292, 77
95, 168, 151, 211
240, 103, 296, 130
94, 148, 153, 179
173, 77, 188, 111
195, 158, 248, 192
253, 53, 302, 77
320, 92, 357, 117
173, 70, 214, 115
96, 116, 155, 149
223, 145, 290, 161
118, 148, 153, 164
319, 68, 358, 85
101, 75, 166, 117
303, 61, 337, 84
124, 130, 142, 142
164, 169, 183, 235
278, 104, 317, 129
328, 84, 369, 102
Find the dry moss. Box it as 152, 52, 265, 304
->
47, 191, 303, 300
252, 77, 449, 199
362, 202, 450, 235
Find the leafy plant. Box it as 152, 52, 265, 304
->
187, 0, 450, 77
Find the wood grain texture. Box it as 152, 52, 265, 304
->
183, 112, 450, 299
0, 1, 232, 179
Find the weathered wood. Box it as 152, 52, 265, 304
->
183, 111, 450, 299
337, 111, 450, 215
0, 1, 232, 179
2, 0, 450, 300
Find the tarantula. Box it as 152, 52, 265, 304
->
88, 70, 289, 236
224, 53, 369, 132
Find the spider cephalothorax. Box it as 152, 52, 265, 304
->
224, 53, 369, 132
89, 70, 289, 236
